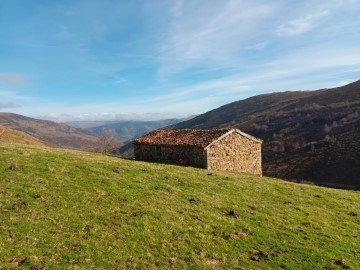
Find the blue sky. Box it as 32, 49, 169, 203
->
0, 0, 359, 121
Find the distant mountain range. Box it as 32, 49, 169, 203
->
66, 120, 125, 129
84, 118, 191, 144
170, 80, 360, 188
1, 80, 359, 188
0, 113, 190, 153
0, 113, 98, 150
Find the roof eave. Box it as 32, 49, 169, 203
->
133, 141, 204, 148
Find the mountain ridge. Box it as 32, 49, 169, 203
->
87, 118, 190, 144
0, 112, 98, 151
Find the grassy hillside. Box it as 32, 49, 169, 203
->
0, 125, 46, 146
0, 113, 98, 151
0, 143, 359, 269
170, 80, 360, 188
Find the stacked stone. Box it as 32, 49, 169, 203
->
133, 128, 262, 176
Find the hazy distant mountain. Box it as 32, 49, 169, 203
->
66, 120, 124, 129
169, 80, 360, 188
88, 118, 187, 144
0, 113, 98, 151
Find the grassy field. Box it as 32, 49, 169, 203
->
0, 142, 359, 269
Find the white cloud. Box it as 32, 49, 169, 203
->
150, 43, 360, 109
157, 0, 276, 78
0, 102, 20, 109
172, 0, 184, 17
114, 78, 127, 84
16, 40, 360, 121
54, 24, 75, 39
38, 112, 182, 122
251, 42, 268, 50
0, 90, 28, 100
2, 0, 359, 120
0, 73, 27, 84
337, 81, 350, 86
277, 11, 328, 36
262, 45, 360, 72
343, 68, 360, 73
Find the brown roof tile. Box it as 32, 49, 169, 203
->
133, 128, 234, 148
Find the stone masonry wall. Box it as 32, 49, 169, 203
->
207, 132, 262, 176
134, 144, 207, 168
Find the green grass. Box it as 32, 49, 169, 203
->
0, 143, 359, 269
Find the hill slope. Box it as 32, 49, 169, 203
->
0, 113, 98, 150
171, 81, 360, 188
0, 142, 359, 269
0, 125, 46, 146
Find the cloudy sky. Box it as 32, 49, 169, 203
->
1, 0, 359, 121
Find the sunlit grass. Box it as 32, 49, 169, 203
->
0, 142, 359, 269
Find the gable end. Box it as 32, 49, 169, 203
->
204, 129, 262, 150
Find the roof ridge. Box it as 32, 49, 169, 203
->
158, 128, 232, 131
133, 128, 261, 147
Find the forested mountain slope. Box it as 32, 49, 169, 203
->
171, 81, 360, 188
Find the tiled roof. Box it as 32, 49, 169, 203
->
133, 128, 234, 148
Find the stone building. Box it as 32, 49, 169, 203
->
133, 128, 263, 176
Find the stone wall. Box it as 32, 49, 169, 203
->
206, 132, 262, 176
134, 144, 207, 168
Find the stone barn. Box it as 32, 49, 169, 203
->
133, 129, 263, 176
